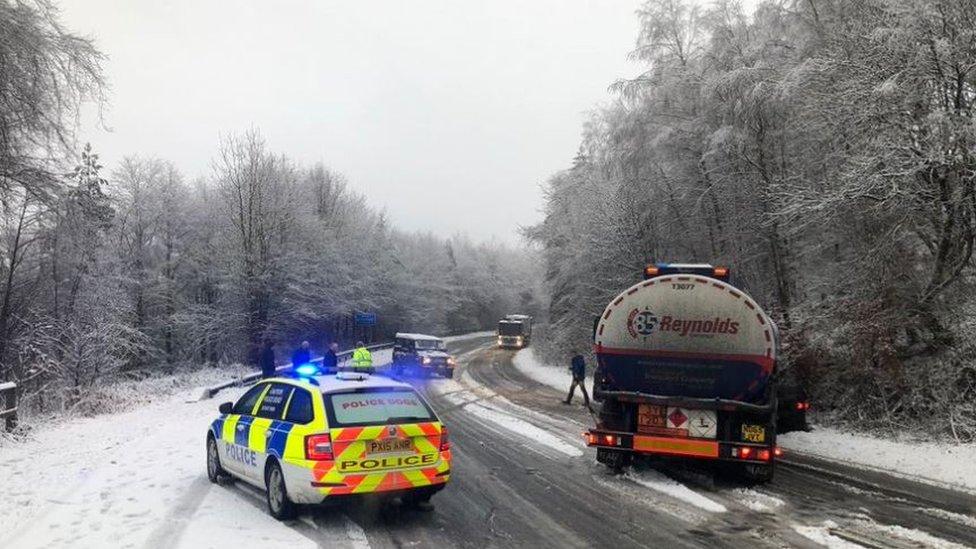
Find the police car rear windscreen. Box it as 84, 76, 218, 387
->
326, 389, 435, 427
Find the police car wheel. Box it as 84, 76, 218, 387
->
403, 487, 434, 506
206, 435, 225, 483
265, 461, 297, 520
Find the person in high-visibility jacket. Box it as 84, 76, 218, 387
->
351, 341, 374, 373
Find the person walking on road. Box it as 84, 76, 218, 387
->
292, 340, 312, 367
564, 353, 592, 411
322, 342, 339, 371
260, 339, 276, 378
351, 341, 374, 373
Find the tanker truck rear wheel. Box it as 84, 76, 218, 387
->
597, 400, 626, 430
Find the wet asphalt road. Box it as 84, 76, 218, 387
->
294, 336, 976, 548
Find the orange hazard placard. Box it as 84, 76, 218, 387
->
637, 404, 666, 432
633, 436, 719, 458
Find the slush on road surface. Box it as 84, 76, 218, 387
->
1, 337, 974, 549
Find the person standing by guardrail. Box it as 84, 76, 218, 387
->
351, 341, 373, 373
260, 339, 276, 379
322, 342, 339, 372
291, 340, 312, 368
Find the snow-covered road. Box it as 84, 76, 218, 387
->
2, 337, 974, 549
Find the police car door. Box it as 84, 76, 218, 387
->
223, 384, 268, 480
251, 383, 294, 482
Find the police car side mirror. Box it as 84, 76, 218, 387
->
219, 402, 233, 414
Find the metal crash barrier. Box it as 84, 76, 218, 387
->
0, 381, 17, 431
202, 343, 394, 399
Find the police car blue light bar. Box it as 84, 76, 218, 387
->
643, 263, 730, 281
295, 364, 319, 376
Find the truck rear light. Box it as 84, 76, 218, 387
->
305, 434, 333, 460
584, 432, 619, 446
732, 446, 776, 461
795, 401, 810, 411
440, 426, 451, 451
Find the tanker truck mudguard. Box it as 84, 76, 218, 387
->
585, 263, 781, 482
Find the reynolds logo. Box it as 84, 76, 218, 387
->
626, 308, 658, 338
660, 316, 739, 337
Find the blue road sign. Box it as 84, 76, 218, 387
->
355, 312, 377, 326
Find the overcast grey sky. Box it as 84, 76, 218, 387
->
59, 1, 643, 244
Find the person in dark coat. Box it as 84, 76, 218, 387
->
291, 340, 312, 367
321, 342, 339, 371
564, 353, 592, 410
260, 339, 276, 378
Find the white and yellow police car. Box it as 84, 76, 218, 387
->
206, 371, 452, 519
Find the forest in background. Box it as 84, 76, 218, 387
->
528, 0, 976, 441
0, 1, 540, 418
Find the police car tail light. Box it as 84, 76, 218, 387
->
306, 434, 334, 460
439, 426, 451, 451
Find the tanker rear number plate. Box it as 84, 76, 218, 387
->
741, 424, 766, 443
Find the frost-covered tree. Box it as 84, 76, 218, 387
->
529, 0, 976, 440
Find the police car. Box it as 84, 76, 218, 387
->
206, 371, 452, 519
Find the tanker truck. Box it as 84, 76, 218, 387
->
584, 263, 781, 482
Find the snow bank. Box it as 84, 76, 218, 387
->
623, 470, 726, 513
512, 348, 576, 393
4, 365, 251, 437
727, 488, 785, 513
792, 521, 861, 549
794, 519, 969, 549
854, 519, 970, 549
779, 428, 976, 493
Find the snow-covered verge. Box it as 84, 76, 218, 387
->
0, 385, 366, 549
2, 365, 251, 444
511, 347, 587, 393
779, 428, 976, 493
